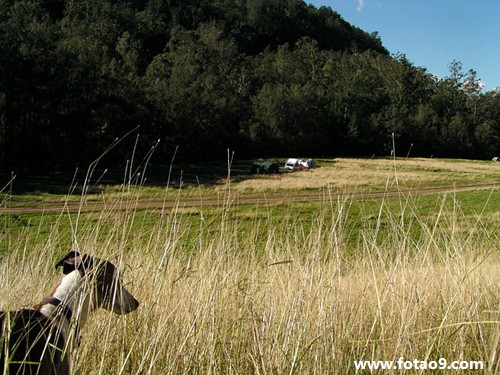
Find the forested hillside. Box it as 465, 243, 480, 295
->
1, 0, 499, 170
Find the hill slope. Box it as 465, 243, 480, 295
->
0, 0, 498, 171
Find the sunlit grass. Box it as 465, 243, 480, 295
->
233, 157, 500, 192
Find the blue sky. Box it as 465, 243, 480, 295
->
308, 0, 499, 92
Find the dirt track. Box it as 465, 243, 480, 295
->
2, 183, 498, 215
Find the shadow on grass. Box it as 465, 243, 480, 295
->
1, 159, 286, 195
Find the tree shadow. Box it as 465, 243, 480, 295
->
1, 160, 283, 195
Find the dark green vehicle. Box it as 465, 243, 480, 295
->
250, 162, 280, 174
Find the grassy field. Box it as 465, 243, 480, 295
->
0, 157, 499, 374
2, 157, 499, 208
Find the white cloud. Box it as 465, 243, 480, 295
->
356, 0, 365, 12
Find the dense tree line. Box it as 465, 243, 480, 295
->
0, 0, 498, 171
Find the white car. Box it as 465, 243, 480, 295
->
285, 158, 300, 172
285, 158, 316, 172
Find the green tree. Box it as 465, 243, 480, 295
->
0, 0, 60, 169
145, 23, 250, 159
474, 90, 500, 157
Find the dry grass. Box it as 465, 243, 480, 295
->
233, 158, 500, 192
1, 183, 499, 374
